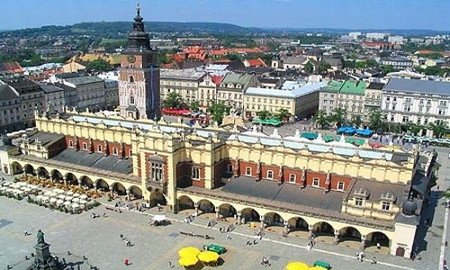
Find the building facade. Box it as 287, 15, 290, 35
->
40, 84, 65, 113
159, 69, 206, 104
217, 73, 260, 110
0, 84, 22, 132
382, 78, 450, 128
364, 82, 385, 114
319, 80, 367, 117
0, 110, 431, 259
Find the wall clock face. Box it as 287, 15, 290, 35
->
128, 55, 136, 63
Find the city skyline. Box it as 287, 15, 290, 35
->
1, 0, 449, 31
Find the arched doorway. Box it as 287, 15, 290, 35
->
51, 170, 63, 183
178, 196, 195, 211
197, 199, 215, 214
112, 182, 126, 195
11, 162, 23, 175
129, 186, 143, 200
37, 167, 49, 179
339, 226, 361, 241
218, 203, 237, 218
24, 164, 35, 176
241, 208, 260, 223
313, 222, 334, 236
80, 176, 94, 189
149, 189, 167, 207
96, 179, 109, 191
288, 217, 309, 231
264, 212, 284, 227
367, 231, 390, 247
65, 173, 78, 185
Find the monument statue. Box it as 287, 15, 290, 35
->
36, 230, 45, 245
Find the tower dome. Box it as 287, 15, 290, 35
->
401, 199, 417, 216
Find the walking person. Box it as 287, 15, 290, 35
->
124, 258, 130, 266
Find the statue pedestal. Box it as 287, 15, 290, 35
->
34, 242, 51, 265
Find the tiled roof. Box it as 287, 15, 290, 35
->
0, 61, 24, 73
245, 58, 267, 67
0, 84, 19, 100
384, 78, 450, 96
220, 73, 255, 86
160, 68, 206, 81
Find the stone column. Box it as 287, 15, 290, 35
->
109, 184, 114, 197
215, 207, 220, 219
126, 190, 130, 201
360, 235, 366, 250
237, 211, 242, 225
260, 216, 265, 229
308, 225, 314, 239
194, 203, 199, 215
63, 177, 67, 186
284, 221, 289, 234
35, 170, 40, 180
334, 230, 340, 245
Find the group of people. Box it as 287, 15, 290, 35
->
260, 256, 271, 266
119, 234, 134, 247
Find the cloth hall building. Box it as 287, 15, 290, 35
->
0, 109, 433, 259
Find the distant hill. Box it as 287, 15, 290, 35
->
0, 21, 259, 38
1, 21, 448, 38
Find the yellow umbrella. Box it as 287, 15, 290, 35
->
198, 251, 220, 263
178, 246, 201, 258
285, 261, 309, 270
178, 256, 199, 267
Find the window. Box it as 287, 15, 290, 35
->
355, 197, 363, 207
245, 167, 252, 176
151, 162, 163, 181
129, 76, 135, 83
337, 181, 345, 191
266, 170, 273, 179
97, 145, 102, 152
68, 140, 73, 148
227, 164, 233, 173
312, 178, 320, 187
289, 174, 296, 183
192, 167, 200, 180
130, 96, 135, 105
82, 142, 87, 150
381, 201, 390, 211
112, 147, 118, 155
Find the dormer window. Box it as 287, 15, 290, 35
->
312, 178, 320, 187
82, 142, 87, 150
355, 197, 364, 207
266, 170, 273, 179
97, 145, 102, 152
381, 201, 391, 211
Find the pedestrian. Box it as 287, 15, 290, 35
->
226, 234, 231, 240
371, 257, 377, 264
119, 234, 123, 239
124, 258, 130, 266
253, 238, 258, 245
24, 230, 29, 236
168, 261, 172, 268
246, 240, 252, 245
376, 242, 381, 249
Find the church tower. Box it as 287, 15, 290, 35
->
119, 4, 160, 120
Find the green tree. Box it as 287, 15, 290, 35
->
207, 101, 231, 125
429, 121, 449, 138
85, 59, 112, 72
225, 54, 241, 61
330, 108, 347, 126
276, 108, 291, 121
163, 92, 183, 109
368, 109, 384, 131
256, 110, 272, 120
189, 101, 200, 112
304, 62, 314, 73
318, 61, 331, 74
381, 65, 395, 74
313, 110, 331, 129
351, 115, 362, 128
406, 123, 424, 136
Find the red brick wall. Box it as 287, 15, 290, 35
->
144, 153, 168, 183
124, 144, 132, 158
330, 175, 352, 191
283, 168, 303, 184
240, 161, 257, 177
192, 165, 205, 188
306, 171, 326, 188
261, 164, 281, 182
137, 154, 141, 177
108, 142, 121, 156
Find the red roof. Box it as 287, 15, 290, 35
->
210, 75, 224, 86
245, 58, 267, 67
0, 61, 24, 73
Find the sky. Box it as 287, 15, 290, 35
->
1, 0, 449, 31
